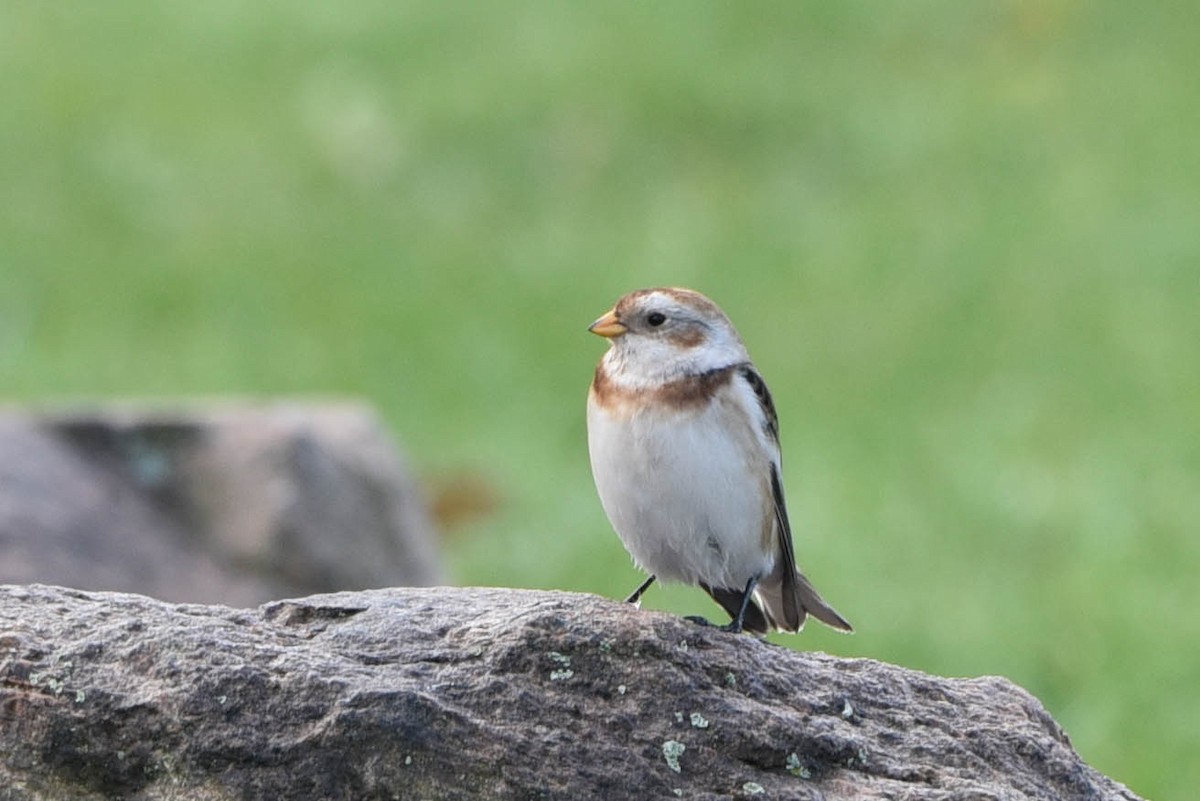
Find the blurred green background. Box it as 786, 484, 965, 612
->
2, 3, 1196, 797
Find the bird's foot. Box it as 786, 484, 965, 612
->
683, 615, 713, 628
624, 575, 657, 605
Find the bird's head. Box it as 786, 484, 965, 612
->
589, 287, 748, 385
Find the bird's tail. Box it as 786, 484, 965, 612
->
757, 566, 853, 634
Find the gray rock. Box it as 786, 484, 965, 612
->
0, 584, 1142, 801
0, 404, 441, 605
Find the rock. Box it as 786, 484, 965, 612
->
0, 404, 441, 605
0, 584, 1142, 801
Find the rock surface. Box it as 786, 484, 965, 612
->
0, 404, 441, 605
0, 584, 1141, 801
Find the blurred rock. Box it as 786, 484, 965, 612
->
0, 584, 1141, 801
0, 403, 441, 605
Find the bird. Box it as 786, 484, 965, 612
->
585, 287, 852, 635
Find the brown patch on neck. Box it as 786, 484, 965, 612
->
591, 363, 738, 416
667, 326, 706, 349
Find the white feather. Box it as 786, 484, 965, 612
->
587, 372, 777, 589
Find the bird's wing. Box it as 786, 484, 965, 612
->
737, 365, 852, 633
736, 365, 801, 630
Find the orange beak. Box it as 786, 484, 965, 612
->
588, 308, 628, 338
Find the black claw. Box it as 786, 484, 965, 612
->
683, 615, 713, 627
724, 575, 761, 634
625, 575, 657, 605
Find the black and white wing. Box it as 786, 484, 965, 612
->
738, 364, 853, 633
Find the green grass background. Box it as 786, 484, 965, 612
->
3, 3, 1196, 797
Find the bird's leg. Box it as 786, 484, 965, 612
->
721, 575, 761, 634
625, 575, 657, 605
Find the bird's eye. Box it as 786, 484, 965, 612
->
646, 312, 667, 327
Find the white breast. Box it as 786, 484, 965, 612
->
586, 383, 776, 589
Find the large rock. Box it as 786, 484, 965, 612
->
0, 584, 1142, 801
0, 404, 441, 605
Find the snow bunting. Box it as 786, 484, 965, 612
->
586, 287, 852, 634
